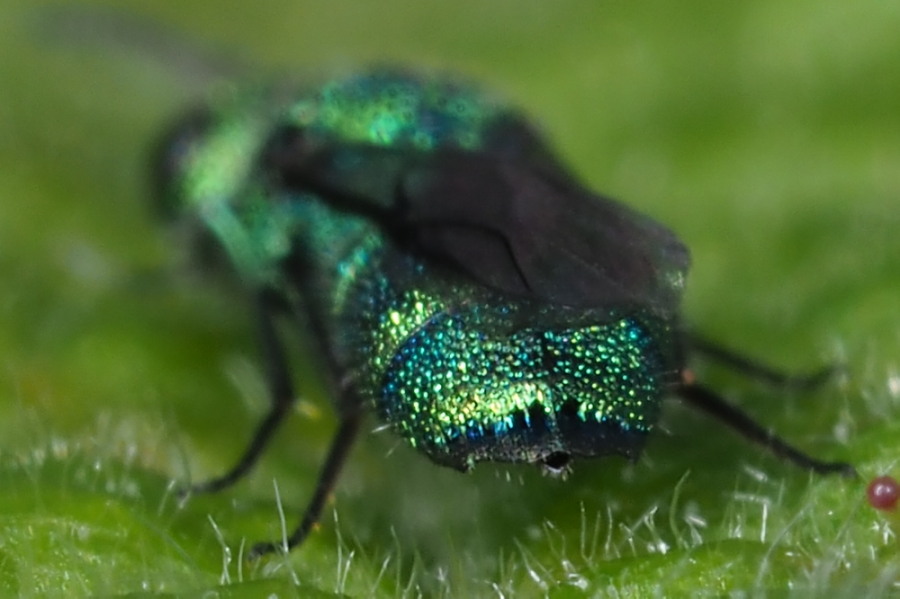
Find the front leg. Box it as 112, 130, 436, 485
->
181, 291, 296, 496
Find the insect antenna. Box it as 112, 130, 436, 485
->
30, 4, 245, 92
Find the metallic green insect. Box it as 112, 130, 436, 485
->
155, 69, 854, 557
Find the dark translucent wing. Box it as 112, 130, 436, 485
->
400, 150, 690, 313
267, 129, 690, 313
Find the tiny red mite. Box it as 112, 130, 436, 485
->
866, 475, 900, 511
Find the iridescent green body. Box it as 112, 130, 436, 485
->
162, 71, 683, 472
155, 68, 854, 557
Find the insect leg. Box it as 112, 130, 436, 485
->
248, 407, 362, 558
676, 382, 856, 477
182, 292, 295, 496
688, 335, 838, 390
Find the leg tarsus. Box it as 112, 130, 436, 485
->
676, 382, 856, 478
248, 410, 362, 559
181, 399, 292, 496
181, 293, 295, 497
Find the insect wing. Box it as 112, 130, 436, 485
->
267, 128, 690, 314
400, 150, 691, 313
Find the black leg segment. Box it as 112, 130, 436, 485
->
676, 382, 856, 477
689, 335, 839, 390
182, 294, 296, 496
249, 409, 363, 558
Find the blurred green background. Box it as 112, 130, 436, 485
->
1, 1, 898, 597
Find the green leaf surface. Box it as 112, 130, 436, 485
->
1, 1, 898, 597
